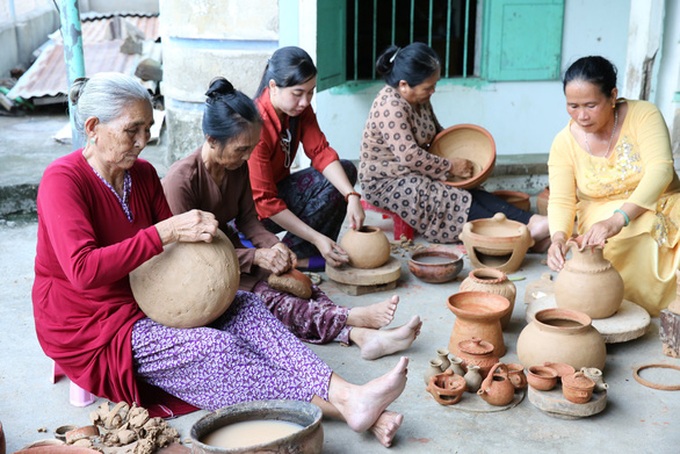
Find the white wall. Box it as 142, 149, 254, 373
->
315, 0, 632, 159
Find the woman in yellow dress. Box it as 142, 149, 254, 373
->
546, 55, 680, 316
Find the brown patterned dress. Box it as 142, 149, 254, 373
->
359, 85, 472, 243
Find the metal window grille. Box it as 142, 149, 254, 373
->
347, 0, 476, 80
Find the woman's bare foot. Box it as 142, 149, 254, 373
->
369, 411, 404, 447
330, 356, 409, 433
347, 295, 399, 329
352, 315, 423, 360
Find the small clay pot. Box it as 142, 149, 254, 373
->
339, 225, 391, 269
267, 269, 313, 299
544, 362, 575, 380
457, 337, 498, 376
506, 363, 527, 390
426, 370, 467, 405
408, 245, 463, 283
562, 372, 596, 404
527, 365, 558, 391
54, 425, 77, 442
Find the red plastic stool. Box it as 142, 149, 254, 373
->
52, 360, 97, 407
361, 199, 415, 241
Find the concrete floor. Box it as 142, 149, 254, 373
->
1, 109, 680, 453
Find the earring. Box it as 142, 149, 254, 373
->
89, 137, 96, 145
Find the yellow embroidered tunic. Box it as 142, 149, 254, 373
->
548, 99, 680, 315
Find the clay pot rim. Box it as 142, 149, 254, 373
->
531, 308, 592, 332
544, 362, 576, 378
447, 291, 511, 319
466, 267, 508, 284
410, 246, 463, 265
528, 365, 559, 379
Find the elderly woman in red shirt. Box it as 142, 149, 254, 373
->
249, 46, 365, 271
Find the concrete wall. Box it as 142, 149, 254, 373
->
78, 0, 159, 13
0, 6, 59, 77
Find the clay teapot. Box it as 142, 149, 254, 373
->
339, 225, 391, 269
562, 371, 596, 404
580, 367, 609, 392
477, 363, 515, 406
554, 237, 624, 319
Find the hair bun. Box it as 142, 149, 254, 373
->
206, 77, 236, 100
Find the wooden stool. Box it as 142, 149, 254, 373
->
361, 200, 415, 241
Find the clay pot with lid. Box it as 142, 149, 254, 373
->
447, 291, 510, 357
517, 308, 606, 370
460, 212, 534, 273
554, 237, 624, 319
460, 267, 516, 329
477, 363, 515, 406
339, 225, 391, 269
457, 338, 499, 376
562, 371, 596, 404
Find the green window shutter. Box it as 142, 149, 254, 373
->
316, 0, 346, 91
482, 0, 564, 81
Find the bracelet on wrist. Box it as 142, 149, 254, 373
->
613, 209, 630, 227
345, 191, 361, 202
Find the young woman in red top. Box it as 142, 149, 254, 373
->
249, 46, 365, 270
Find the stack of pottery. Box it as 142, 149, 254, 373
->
459, 212, 533, 273
447, 291, 510, 357
340, 225, 391, 269
517, 308, 606, 370
459, 268, 516, 329
553, 237, 624, 319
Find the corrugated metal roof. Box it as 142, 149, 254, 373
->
8, 14, 159, 103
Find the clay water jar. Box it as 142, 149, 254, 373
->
191, 400, 323, 454
527, 365, 558, 391
339, 225, 391, 269
477, 363, 515, 406
517, 308, 606, 371
492, 190, 531, 212
554, 237, 624, 319
130, 229, 239, 328
447, 291, 510, 357
426, 370, 467, 405
459, 267, 516, 329
457, 337, 498, 376
561, 372, 596, 404
408, 245, 463, 283
459, 212, 533, 273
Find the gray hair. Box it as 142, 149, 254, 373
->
69, 72, 152, 135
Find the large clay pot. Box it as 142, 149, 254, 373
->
130, 230, 239, 328
339, 225, 391, 269
517, 308, 606, 370
460, 212, 534, 273
191, 400, 323, 454
460, 268, 516, 329
447, 291, 510, 357
554, 237, 624, 319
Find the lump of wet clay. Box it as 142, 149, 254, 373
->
268, 269, 313, 299
130, 230, 240, 328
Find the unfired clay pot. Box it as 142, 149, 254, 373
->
130, 230, 239, 328
517, 308, 606, 370
554, 237, 624, 319
447, 291, 510, 357
268, 269, 313, 299
339, 225, 391, 269
460, 213, 534, 273
460, 268, 516, 329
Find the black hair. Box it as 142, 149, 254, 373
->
563, 56, 618, 97
203, 77, 262, 144
376, 42, 441, 88
255, 46, 318, 98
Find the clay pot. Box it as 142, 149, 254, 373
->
447, 291, 510, 357
429, 123, 496, 189
580, 367, 609, 392
460, 213, 534, 273
65, 426, 99, 445
447, 355, 467, 376
436, 348, 451, 371
463, 365, 483, 393
527, 365, 558, 391
477, 363, 515, 406
424, 358, 445, 385
191, 399, 323, 454
554, 237, 624, 319
492, 190, 531, 212
459, 268, 517, 329
54, 425, 77, 442
668, 269, 680, 314
339, 225, 391, 269
457, 337, 499, 376
506, 363, 527, 390
562, 372, 596, 404
426, 370, 467, 405
267, 269, 313, 299
130, 229, 239, 329
408, 245, 463, 283
536, 186, 549, 216
517, 308, 606, 370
